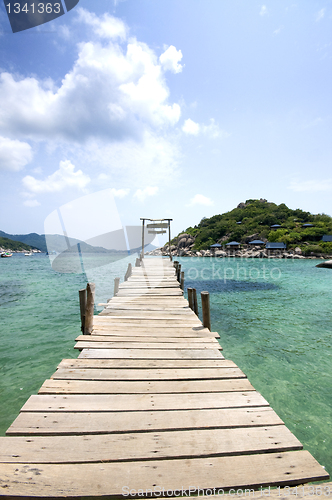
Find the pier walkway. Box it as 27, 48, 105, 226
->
0, 257, 329, 498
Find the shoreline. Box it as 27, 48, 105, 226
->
147, 247, 332, 260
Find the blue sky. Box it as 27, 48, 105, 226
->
0, 0, 331, 243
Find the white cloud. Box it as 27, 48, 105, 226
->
288, 179, 332, 192
23, 199, 41, 207
202, 118, 229, 139
182, 118, 229, 139
273, 26, 283, 35
22, 160, 91, 194
81, 130, 180, 187
316, 9, 325, 22
182, 118, 200, 135
0, 10, 182, 144
0, 136, 33, 171
187, 194, 214, 206
134, 186, 159, 202
159, 45, 183, 74
260, 5, 267, 16
76, 8, 127, 40
111, 188, 130, 198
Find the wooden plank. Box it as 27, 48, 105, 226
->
7, 406, 284, 435
0, 451, 328, 497
77, 335, 219, 343
38, 378, 254, 394
57, 358, 235, 369
74, 341, 220, 350
91, 328, 220, 338
78, 348, 224, 359
51, 367, 246, 381
21, 391, 269, 412
0, 426, 302, 463
75, 341, 218, 350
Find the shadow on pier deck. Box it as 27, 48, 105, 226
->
0, 257, 329, 498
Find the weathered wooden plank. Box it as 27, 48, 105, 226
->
77, 335, 219, 344
78, 348, 224, 359
75, 341, 220, 350
0, 426, 302, 463
51, 367, 246, 381
57, 358, 234, 369
0, 451, 328, 497
21, 391, 268, 412
7, 406, 284, 435
91, 328, 220, 338
38, 378, 254, 394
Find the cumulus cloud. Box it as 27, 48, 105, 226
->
316, 9, 325, 22
288, 179, 332, 192
22, 160, 91, 194
182, 118, 228, 139
23, 199, 41, 207
82, 130, 180, 187
187, 194, 214, 206
202, 118, 229, 139
0, 136, 33, 171
111, 188, 130, 198
182, 118, 200, 135
159, 45, 183, 74
260, 5, 267, 16
134, 186, 159, 202
76, 8, 127, 40
0, 10, 182, 144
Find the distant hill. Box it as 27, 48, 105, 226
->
0, 231, 143, 254
0, 231, 47, 251
175, 199, 332, 255
0, 236, 32, 252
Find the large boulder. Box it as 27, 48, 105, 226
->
177, 233, 195, 249
215, 250, 227, 257
245, 233, 260, 244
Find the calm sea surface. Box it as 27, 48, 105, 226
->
0, 254, 331, 476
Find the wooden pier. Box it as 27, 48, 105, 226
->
0, 257, 329, 498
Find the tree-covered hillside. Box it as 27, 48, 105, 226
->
0, 237, 33, 252
179, 199, 332, 254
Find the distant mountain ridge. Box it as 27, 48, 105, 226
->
0, 231, 112, 253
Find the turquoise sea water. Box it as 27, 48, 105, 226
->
0, 254, 331, 477
180, 256, 332, 477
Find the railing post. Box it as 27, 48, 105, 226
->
79, 288, 87, 333
192, 288, 199, 316
114, 277, 120, 296
124, 263, 132, 281
180, 271, 185, 290
135, 258, 140, 267
201, 291, 211, 331
187, 288, 194, 310
177, 263, 181, 282
84, 282, 95, 335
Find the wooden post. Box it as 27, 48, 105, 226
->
168, 220, 172, 261
79, 288, 87, 333
187, 288, 194, 310
114, 277, 120, 296
84, 282, 95, 335
141, 219, 145, 259
177, 263, 181, 282
135, 258, 140, 267
201, 291, 211, 331
193, 288, 199, 316
124, 263, 132, 281
180, 271, 185, 290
